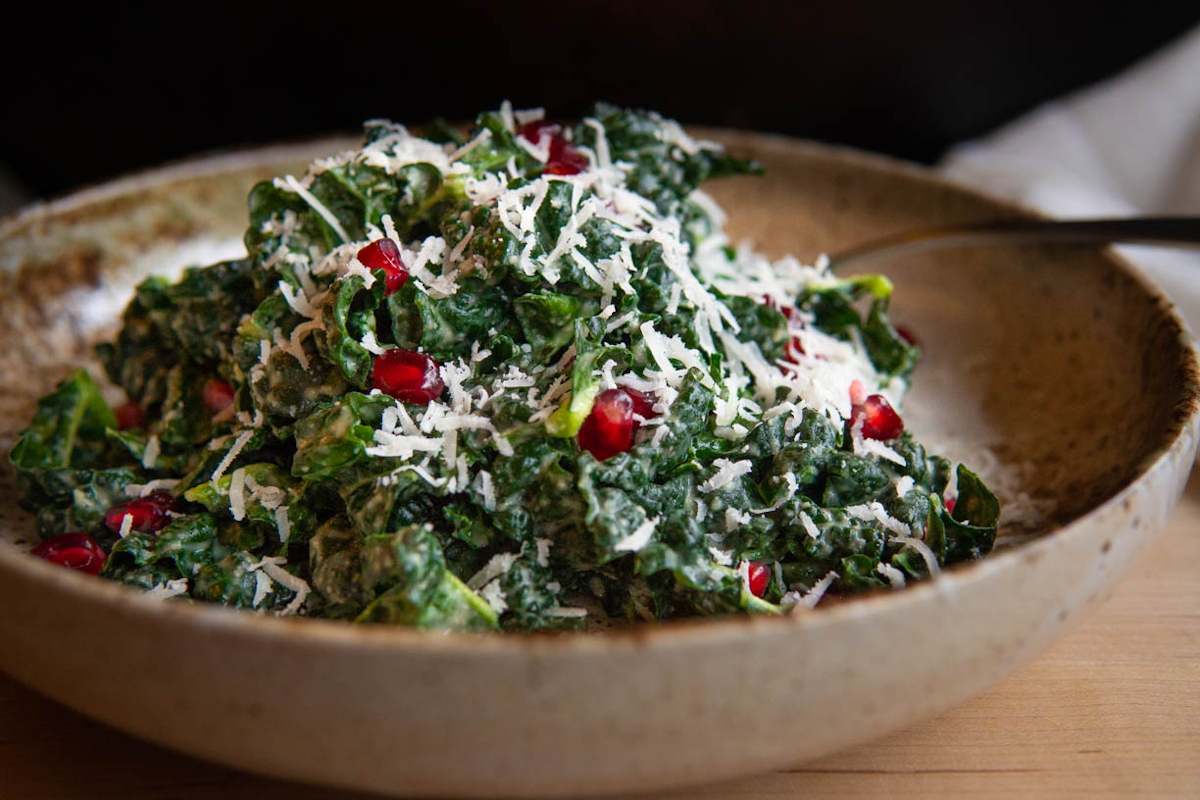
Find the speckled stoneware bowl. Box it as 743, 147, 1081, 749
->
0, 131, 1196, 798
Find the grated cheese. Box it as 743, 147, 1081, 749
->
129, 479, 179, 497
799, 510, 821, 540
449, 129, 492, 162
546, 606, 588, 618
360, 329, 387, 355
475, 470, 496, 512
698, 459, 752, 494
210, 430, 255, 486
892, 536, 941, 577
141, 435, 160, 470
479, 580, 509, 614
798, 570, 840, 609
725, 507, 750, 532
145, 577, 190, 600
708, 545, 733, 565
847, 502, 913, 537
877, 561, 907, 589
249, 556, 310, 615
274, 506, 292, 542
278, 280, 319, 318
613, 515, 659, 552
344, 256, 377, 287
278, 175, 349, 243
467, 550, 523, 590
229, 467, 247, 521
858, 437, 908, 466
252, 570, 273, 607
535, 538, 552, 568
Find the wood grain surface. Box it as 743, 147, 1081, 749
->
3, 474, 1197, 800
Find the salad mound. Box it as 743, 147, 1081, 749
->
9, 103, 1000, 631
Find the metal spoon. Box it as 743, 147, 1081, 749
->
827, 216, 1200, 272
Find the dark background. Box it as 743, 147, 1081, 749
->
2, 3, 1197, 208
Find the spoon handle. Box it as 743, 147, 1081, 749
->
828, 216, 1200, 271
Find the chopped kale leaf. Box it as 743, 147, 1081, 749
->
9, 103, 1002, 630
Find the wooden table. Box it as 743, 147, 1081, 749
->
4, 476, 1197, 799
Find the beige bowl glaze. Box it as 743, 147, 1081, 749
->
0, 132, 1196, 798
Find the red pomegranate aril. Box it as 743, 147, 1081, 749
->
945, 496, 957, 514
853, 393, 905, 441
357, 238, 409, 294
621, 386, 657, 420
202, 378, 235, 414
142, 491, 178, 512
372, 349, 445, 404
747, 561, 770, 598
545, 145, 588, 176
518, 119, 560, 144
32, 532, 106, 575
114, 402, 145, 430
518, 120, 588, 175
104, 492, 176, 535
577, 389, 634, 461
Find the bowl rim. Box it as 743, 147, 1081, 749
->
2, 129, 1197, 656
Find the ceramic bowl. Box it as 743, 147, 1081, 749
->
0, 131, 1196, 798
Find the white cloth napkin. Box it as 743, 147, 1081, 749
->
939, 25, 1200, 334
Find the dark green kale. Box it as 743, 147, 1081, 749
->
11, 369, 116, 471
576, 103, 761, 217
319, 274, 386, 387
391, 277, 516, 362
9, 102, 1003, 631
292, 393, 394, 481
940, 466, 1001, 564
356, 525, 496, 630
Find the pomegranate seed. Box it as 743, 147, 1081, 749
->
105, 491, 176, 535
357, 238, 409, 294
621, 386, 657, 420
518, 119, 560, 144
114, 402, 145, 430
945, 496, 957, 514
852, 393, 904, 441
372, 349, 445, 404
577, 389, 634, 461
142, 491, 178, 512
32, 532, 106, 575
747, 561, 770, 597
895, 325, 918, 346
517, 119, 587, 175
202, 378, 235, 414
545, 145, 588, 175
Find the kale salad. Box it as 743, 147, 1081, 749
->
9, 103, 1000, 631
